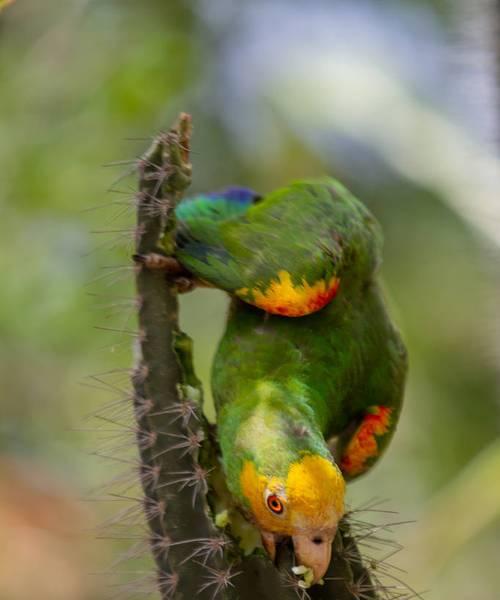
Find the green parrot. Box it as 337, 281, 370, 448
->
173, 178, 408, 583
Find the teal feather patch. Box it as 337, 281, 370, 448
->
175, 187, 260, 264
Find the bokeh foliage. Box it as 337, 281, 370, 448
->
0, 1, 499, 599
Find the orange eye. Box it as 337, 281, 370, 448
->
267, 494, 284, 514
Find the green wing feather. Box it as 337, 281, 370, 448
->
174, 177, 382, 316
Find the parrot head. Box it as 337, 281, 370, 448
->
219, 389, 346, 584
239, 453, 345, 583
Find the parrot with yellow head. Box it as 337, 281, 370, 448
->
173, 178, 408, 583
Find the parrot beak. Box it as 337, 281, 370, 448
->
292, 533, 333, 583
261, 531, 277, 561
261, 530, 334, 584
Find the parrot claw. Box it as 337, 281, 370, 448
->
132, 253, 184, 272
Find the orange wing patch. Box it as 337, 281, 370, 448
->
236, 270, 340, 317
340, 406, 392, 477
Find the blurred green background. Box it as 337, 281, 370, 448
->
1, 1, 499, 599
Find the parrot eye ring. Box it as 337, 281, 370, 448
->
266, 494, 285, 514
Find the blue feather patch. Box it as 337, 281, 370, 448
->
175, 187, 260, 224
206, 187, 261, 205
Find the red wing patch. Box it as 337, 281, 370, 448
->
340, 406, 392, 477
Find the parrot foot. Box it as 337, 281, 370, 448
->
173, 276, 197, 293
132, 253, 208, 293
132, 252, 185, 273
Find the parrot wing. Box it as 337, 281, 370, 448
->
174, 178, 382, 316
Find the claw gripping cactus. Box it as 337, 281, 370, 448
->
129, 113, 408, 600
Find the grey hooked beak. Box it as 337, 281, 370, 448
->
292, 533, 334, 583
